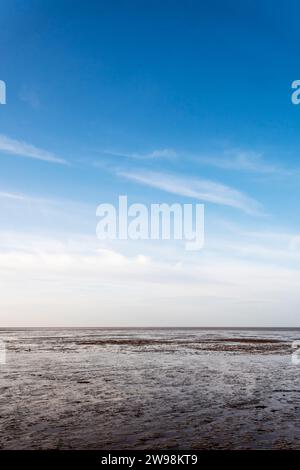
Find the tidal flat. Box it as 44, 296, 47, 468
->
0, 328, 300, 449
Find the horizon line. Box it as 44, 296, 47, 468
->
1, 326, 300, 330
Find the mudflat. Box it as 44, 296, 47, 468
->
0, 328, 299, 449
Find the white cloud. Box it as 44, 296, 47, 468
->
1, 231, 300, 326
103, 148, 177, 160
0, 188, 95, 237
0, 191, 28, 201
102, 146, 291, 175
194, 150, 291, 175
119, 169, 263, 215
0, 134, 67, 164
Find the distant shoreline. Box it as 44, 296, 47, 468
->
1, 326, 300, 330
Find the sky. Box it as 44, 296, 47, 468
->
1, 0, 300, 326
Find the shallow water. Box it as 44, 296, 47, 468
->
0, 328, 300, 449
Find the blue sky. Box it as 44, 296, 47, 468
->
1, 1, 300, 326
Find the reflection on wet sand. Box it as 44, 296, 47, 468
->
0, 328, 299, 449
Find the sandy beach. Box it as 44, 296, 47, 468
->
0, 328, 299, 449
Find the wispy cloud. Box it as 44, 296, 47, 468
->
101, 146, 291, 175
194, 150, 291, 175
0, 191, 28, 201
103, 148, 177, 160
0, 134, 67, 164
119, 170, 263, 215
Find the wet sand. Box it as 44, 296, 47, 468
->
0, 328, 300, 449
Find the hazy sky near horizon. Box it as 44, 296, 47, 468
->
1, 0, 300, 326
